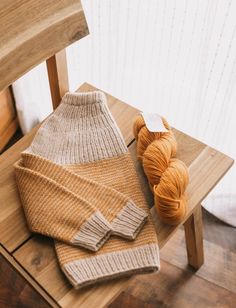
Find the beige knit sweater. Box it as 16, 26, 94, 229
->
14, 91, 160, 288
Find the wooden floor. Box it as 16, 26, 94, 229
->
109, 208, 236, 308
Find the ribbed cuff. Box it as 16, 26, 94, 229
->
72, 211, 112, 251
63, 244, 160, 289
111, 201, 148, 240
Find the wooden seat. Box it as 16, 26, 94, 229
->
0, 82, 233, 307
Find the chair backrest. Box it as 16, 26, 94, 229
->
0, 0, 89, 108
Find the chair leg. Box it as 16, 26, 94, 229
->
184, 204, 204, 269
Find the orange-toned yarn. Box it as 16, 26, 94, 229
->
133, 114, 189, 225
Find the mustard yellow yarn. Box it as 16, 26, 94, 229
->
133, 114, 189, 225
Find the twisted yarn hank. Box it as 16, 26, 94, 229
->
133, 114, 189, 225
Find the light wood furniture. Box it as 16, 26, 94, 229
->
0, 87, 18, 152
0, 1, 234, 307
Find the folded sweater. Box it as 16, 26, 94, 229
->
14, 91, 160, 288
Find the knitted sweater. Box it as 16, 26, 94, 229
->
14, 91, 160, 289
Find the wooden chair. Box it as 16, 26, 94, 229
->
0, 1, 233, 307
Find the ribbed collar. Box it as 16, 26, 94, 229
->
62, 91, 106, 106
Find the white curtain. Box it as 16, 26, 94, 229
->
13, 62, 52, 135
13, 0, 236, 226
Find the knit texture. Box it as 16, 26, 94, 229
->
14, 91, 160, 288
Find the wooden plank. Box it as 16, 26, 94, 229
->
0, 253, 50, 307
0, 245, 58, 307
46, 49, 69, 110
0, 117, 19, 152
14, 235, 130, 307
109, 260, 236, 308
0, 125, 38, 251
172, 128, 206, 166
13, 236, 71, 302
0, 87, 18, 151
0, 0, 89, 92
0, 87, 16, 135
184, 204, 204, 269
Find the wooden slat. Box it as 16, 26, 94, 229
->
0, 254, 50, 307
0, 82, 233, 307
0, 87, 16, 134
0, 126, 38, 251
0, 117, 19, 152
46, 49, 69, 110
0, 244, 58, 307
0, 87, 18, 151
0, 0, 88, 92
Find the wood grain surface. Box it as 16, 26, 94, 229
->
0, 0, 88, 92
46, 49, 69, 110
184, 204, 204, 269
0, 88, 16, 135
0, 253, 49, 308
0, 245, 56, 307
0, 87, 18, 151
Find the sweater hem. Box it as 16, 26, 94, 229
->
62, 243, 160, 289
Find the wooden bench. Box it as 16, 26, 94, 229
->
0, 1, 233, 307
0, 82, 233, 307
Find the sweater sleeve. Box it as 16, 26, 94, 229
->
15, 153, 148, 242
14, 161, 112, 252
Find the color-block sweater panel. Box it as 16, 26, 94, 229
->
14, 90, 160, 289
19, 152, 146, 222
15, 152, 148, 246
15, 91, 149, 250
55, 150, 159, 288
55, 161, 158, 288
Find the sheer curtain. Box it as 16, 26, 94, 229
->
13, 0, 236, 226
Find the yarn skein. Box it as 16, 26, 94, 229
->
133, 114, 189, 225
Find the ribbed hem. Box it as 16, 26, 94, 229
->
62, 91, 106, 106
111, 201, 148, 240
72, 211, 112, 251
62, 244, 160, 289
